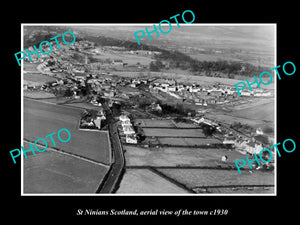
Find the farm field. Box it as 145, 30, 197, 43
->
24, 98, 111, 164
157, 137, 221, 146
23, 62, 40, 72
208, 111, 272, 129
24, 72, 56, 83
24, 150, 109, 193
124, 145, 250, 169
230, 101, 274, 123
143, 128, 205, 137
23, 90, 55, 99
173, 122, 199, 128
91, 50, 155, 66
135, 119, 175, 128
193, 186, 274, 194
156, 168, 274, 194
116, 168, 189, 193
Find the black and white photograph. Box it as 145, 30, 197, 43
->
4, 4, 298, 223
21, 24, 276, 195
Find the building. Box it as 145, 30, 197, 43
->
125, 134, 137, 144
122, 125, 135, 135
119, 115, 130, 123
94, 117, 101, 129
256, 127, 264, 135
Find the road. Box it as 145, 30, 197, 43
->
97, 102, 125, 193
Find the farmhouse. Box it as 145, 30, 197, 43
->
126, 134, 138, 144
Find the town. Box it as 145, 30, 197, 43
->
23, 26, 275, 194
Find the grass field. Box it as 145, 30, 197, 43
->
24, 150, 109, 193
135, 119, 175, 128
156, 168, 274, 194
23, 91, 56, 98
157, 137, 221, 146
91, 50, 154, 66
124, 145, 250, 168
173, 122, 199, 128
24, 72, 56, 83
193, 186, 274, 194
230, 101, 274, 123
143, 128, 205, 137
24, 98, 111, 164
117, 168, 188, 193
23, 62, 40, 72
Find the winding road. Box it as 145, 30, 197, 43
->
97, 102, 125, 193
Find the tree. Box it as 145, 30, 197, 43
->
64, 88, 73, 97
149, 60, 164, 72
202, 124, 216, 137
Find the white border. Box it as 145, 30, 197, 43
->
21, 23, 277, 196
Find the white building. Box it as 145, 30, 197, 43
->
256, 127, 264, 135
119, 115, 130, 123
126, 134, 137, 144
122, 125, 135, 135
94, 117, 101, 129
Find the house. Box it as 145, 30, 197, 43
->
112, 59, 123, 65
149, 103, 162, 112
168, 86, 177, 92
223, 138, 235, 145
126, 134, 137, 144
240, 91, 251, 96
121, 119, 131, 126
122, 125, 135, 135
119, 115, 130, 123
94, 117, 102, 129
235, 140, 263, 154
256, 127, 264, 135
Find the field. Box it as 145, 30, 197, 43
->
156, 168, 274, 194
24, 72, 56, 83
24, 98, 111, 164
173, 122, 199, 128
24, 98, 112, 193
135, 119, 175, 128
230, 101, 274, 123
24, 91, 56, 98
157, 137, 221, 146
124, 145, 250, 168
91, 50, 154, 66
116, 168, 188, 193
23, 62, 40, 72
142, 128, 205, 137
24, 150, 109, 193
135, 119, 199, 128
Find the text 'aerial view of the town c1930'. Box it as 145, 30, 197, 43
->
22, 24, 275, 195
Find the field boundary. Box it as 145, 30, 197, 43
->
148, 168, 195, 193
126, 165, 253, 171
23, 139, 111, 168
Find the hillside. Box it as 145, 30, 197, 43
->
23, 25, 275, 79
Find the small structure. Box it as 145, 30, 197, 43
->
125, 134, 137, 144
221, 155, 228, 162
256, 127, 264, 135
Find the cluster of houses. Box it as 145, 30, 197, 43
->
118, 114, 137, 144
79, 108, 106, 130
190, 115, 270, 155
149, 79, 273, 105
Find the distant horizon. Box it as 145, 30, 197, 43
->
23, 24, 276, 68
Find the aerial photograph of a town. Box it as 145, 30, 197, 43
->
22, 24, 275, 194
